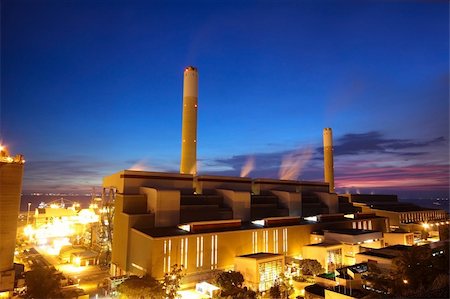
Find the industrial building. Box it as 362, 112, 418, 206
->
103, 171, 388, 289
0, 145, 25, 295
103, 66, 448, 293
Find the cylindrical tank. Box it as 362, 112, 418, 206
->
323, 128, 335, 193
180, 66, 198, 175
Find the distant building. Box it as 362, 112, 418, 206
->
344, 194, 447, 228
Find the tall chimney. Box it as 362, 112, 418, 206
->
323, 128, 335, 193
180, 66, 198, 175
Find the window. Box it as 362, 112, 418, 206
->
258, 259, 283, 291
211, 235, 218, 269
263, 230, 269, 252
163, 240, 172, 273
180, 238, 188, 269
252, 231, 258, 253
273, 230, 279, 253
282, 228, 288, 254
196, 236, 203, 268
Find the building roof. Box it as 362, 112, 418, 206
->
357, 245, 412, 259
304, 242, 341, 248
325, 229, 378, 235
357, 251, 397, 259
237, 252, 283, 260
134, 222, 263, 238
370, 203, 440, 212
305, 284, 325, 297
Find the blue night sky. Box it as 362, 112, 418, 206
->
1, 0, 449, 198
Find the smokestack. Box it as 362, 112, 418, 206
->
323, 128, 335, 193
180, 66, 198, 175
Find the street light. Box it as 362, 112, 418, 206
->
27, 202, 31, 225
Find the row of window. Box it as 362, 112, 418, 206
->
252, 229, 288, 254
162, 229, 290, 271
399, 211, 446, 223
352, 220, 372, 230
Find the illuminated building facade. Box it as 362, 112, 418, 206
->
0, 146, 25, 294
235, 253, 284, 291
304, 228, 384, 270
103, 171, 388, 284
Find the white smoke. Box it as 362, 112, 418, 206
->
278, 147, 313, 180
240, 156, 255, 177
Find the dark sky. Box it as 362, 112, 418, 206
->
1, 0, 448, 198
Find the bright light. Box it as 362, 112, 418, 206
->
403, 279, 408, 284
422, 223, 430, 229
24, 225, 34, 237
251, 220, 265, 226
0, 145, 4, 152
178, 224, 190, 232
304, 216, 318, 222
78, 209, 99, 224
344, 214, 355, 219
74, 256, 81, 266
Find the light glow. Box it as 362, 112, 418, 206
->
252, 220, 265, 226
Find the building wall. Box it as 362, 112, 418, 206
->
123, 217, 387, 279
216, 189, 251, 221
111, 194, 154, 275
140, 187, 180, 227
383, 232, 414, 246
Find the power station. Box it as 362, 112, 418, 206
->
180, 66, 198, 175
102, 67, 448, 295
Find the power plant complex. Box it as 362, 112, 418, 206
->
0, 66, 447, 298
102, 67, 448, 294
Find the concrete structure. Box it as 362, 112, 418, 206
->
323, 128, 334, 193
103, 171, 388, 284
0, 146, 25, 294
180, 66, 198, 175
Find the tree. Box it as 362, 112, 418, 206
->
269, 283, 281, 299
117, 275, 163, 299
162, 264, 185, 299
365, 245, 449, 297
298, 259, 324, 276
363, 262, 391, 295
214, 270, 248, 297
392, 245, 433, 293
269, 274, 293, 299
25, 265, 63, 299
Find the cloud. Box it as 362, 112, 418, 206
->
22, 159, 117, 193
202, 131, 449, 197
21, 131, 448, 198
331, 131, 445, 156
